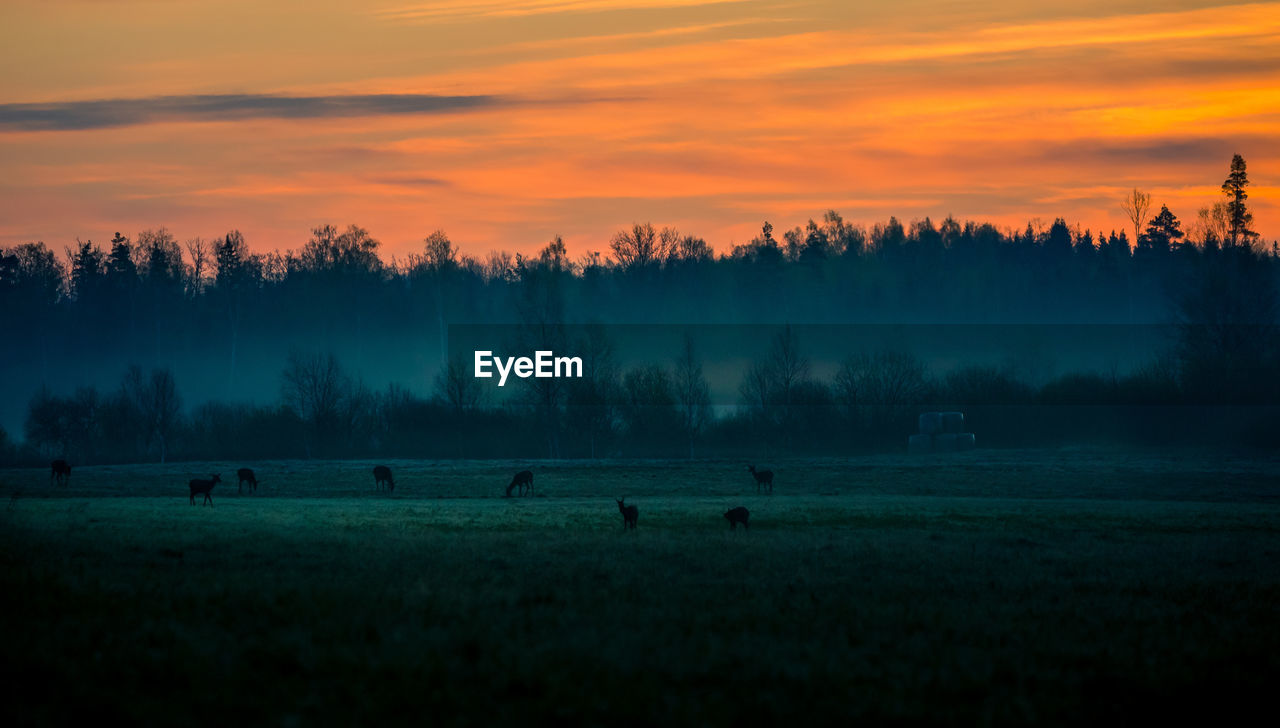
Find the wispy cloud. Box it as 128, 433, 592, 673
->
0, 93, 505, 131
376, 0, 754, 22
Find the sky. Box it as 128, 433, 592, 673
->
1, 0, 1278, 260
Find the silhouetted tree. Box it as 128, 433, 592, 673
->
299, 224, 382, 275
871, 216, 907, 259
621, 364, 679, 453
67, 239, 106, 303
281, 350, 351, 457
765, 325, 810, 410
103, 232, 139, 344
834, 350, 929, 430
666, 232, 713, 265
1074, 229, 1096, 263
185, 237, 211, 296
1174, 245, 1278, 402
434, 354, 484, 414
121, 365, 183, 463
1193, 203, 1230, 250
1045, 218, 1073, 258
1222, 154, 1258, 246
823, 210, 865, 257
741, 326, 811, 443
611, 223, 662, 271
25, 387, 69, 456
1121, 189, 1152, 246
672, 332, 711, 458
25, 386, 99, 459
6, 242, 64, 308
1140, 205, 1183, 256
565, 324, 620, 458
739, 360, 772, 414
215, 230, 251, 289
213, 230, 258, 395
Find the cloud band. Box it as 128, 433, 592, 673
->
0, 93, 504, 131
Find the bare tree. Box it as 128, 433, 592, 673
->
420, 229, 457, 271
610, 223, 660, 270
565, 324, 620, 458
835, 350, 929, 427
1121, 188, 1152, 247
673, 332, 712, 458
185, 237, 210, 296
738, 325, 809, 445
282, 351, 350, 456
738, 360, 772, 412
434, 354, 485, 413
122, 365, 182, 463
766, 325, 810, 408
1192, 202, 1231, 247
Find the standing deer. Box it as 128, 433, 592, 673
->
373, 465, 395, 492
724, 506, 750, 530
506, 470, 533, 497
616, 498, 638, 530
747, 465, 774, 494
237, 468, 258, 494
50, 459, 71, 486
189, 474, 221, 506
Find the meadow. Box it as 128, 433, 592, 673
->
2, 450, 1279, 726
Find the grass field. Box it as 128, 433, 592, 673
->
2, 450, 1279, 726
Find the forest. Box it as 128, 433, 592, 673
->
2, 157, 1276, 463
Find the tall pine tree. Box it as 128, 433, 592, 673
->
1221, 154, 1257, 246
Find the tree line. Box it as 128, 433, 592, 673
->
1, 155, 1276, 463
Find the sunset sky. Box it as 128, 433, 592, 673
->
2, 0, 1277, 259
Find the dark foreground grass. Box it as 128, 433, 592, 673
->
2, 450, 1279, 726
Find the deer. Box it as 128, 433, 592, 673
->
237, 468, 258, 494
747, 465, 774, 495
616, 498, 638, 530
50, 459, 71, 486
506, 470, 533, 497
373, 465, 395, 492
724, 506, 750, 530
189, 474, 221, 506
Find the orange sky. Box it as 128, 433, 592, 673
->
1, 0, 1277, 259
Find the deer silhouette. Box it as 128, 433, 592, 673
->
616, 498, 638, 530
237, 468, 258, 494
50, 459, 71, 486
724, 506, 750, 530
189, 474, 221, 506
747, 465, 774, 494
506, 470, 533, 497
373, 465, 395, 492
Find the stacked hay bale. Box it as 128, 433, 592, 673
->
910, 411, 976, 453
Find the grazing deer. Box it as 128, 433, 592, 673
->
50, 459, 71, 486
616, 498, 638, 530
506, 470, 533, 497
724, 506, 750, 530
189, 474, 221, 506
237, 468, 258, 494
373, 465, 395, 492
747, 465, 774, 494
